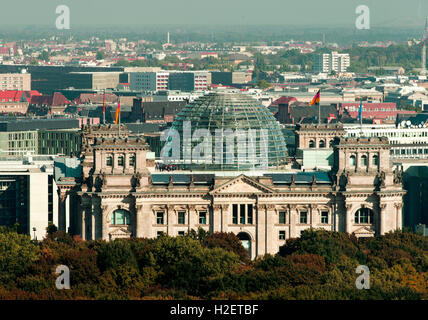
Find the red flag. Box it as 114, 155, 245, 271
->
114, 102, 120, 125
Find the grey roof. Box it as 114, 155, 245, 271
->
264, 172, 332, 185
290, 104, 339, 124
0, 118, 80, 132
151, 173, 215, 185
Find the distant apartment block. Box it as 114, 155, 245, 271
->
0, 65, 125, 94
129, 71, 169, 92
0, 73, 31, 91
0, 118, 81, 156
64, 72, 121, 90
313, 51, 350, 73
211, 71, 250, 86
168, 71, 209, 92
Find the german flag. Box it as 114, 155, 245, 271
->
114, 102, 120, 125
310, 90, 320, 105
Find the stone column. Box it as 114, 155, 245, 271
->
188, 205, 196, 232
221, 204, 229, 232
345, 203, 352, 234
330, 204, 336, 231
91, 199, 97, 240
266, 205, 276, 255
80, 204, 87, 240
141, 205, 152, 238
394, 203, 403, 230
212, 204, 222, 233
57, 189, 67, 231
112, 153, 117, 170
135, 205, 143, 238
124, 153, 129, 171
309, 204, 314, 227
167, 205, 174, 236
100, 204, 109, 241
256, 204, 266, 257
380, 203, 387, 235
289, 204, 296, 238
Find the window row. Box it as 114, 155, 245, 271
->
156, 211, 207, 225
349, 154, 379, 166
112, 208, 373, 226
308, 139, 334, 148
106, 154, 136, 167
278, 210, 329, 224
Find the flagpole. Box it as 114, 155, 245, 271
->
318, 89, 321, 125
103, 91, 105, 125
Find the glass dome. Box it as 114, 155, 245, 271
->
163, 90, 288, 171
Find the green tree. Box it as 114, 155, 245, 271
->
96, 51, 105, 60
39, 51, 49, 62
0, 232, 40, 284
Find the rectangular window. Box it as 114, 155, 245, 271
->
129, 155, 136, 167
233, 204, 238, 224
279, 230, 286, 240
247, 204, 253, 224
178, 211, 186, 224
240, 204, 246, 224
157, 231, 164, 238
106, 156, 113, 166
156, 211, 164, 225
199, 211, 207, 225
321, 211, 329, 224
118, 156, 124, 166
178, 231, 185, 236
300, 211, 308, 224
279, 211, 286, 224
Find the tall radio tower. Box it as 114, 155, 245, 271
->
422, 17, 428, 75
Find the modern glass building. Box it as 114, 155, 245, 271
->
164, 90, 288, 171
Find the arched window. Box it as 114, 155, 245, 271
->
373, 155, 379, 166
112, 209, 130, 225
118, 156, 124, 166
329, 140, 334, 148
309, 140, 315, 148
354, 208, 374, 224
349, 155, 356, 166
361, 155, 368, 166
237, 232, 251, 259
319, 140, 326, 148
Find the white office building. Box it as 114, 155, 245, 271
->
344, 123, 428, 160
0, 155, 59, 240
313, 51, 350, 74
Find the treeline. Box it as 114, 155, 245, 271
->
254, 44, 425, 76
0, 227, 426, 300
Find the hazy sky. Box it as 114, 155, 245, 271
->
0, 0, 427, 28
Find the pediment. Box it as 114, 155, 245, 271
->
109, 227, 132, 239
352, 226, 375, 237
210, 175, 276, 194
